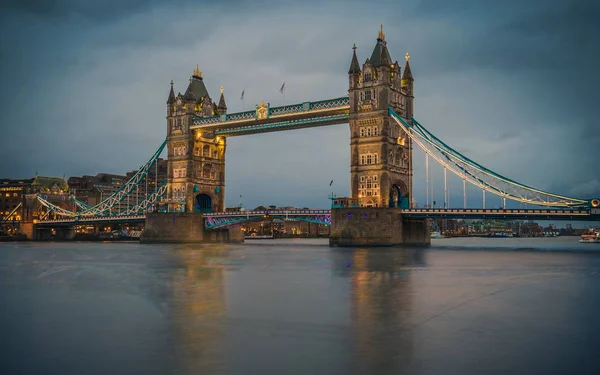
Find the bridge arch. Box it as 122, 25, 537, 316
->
195, 193, 213, 213
389, 181, 409, 209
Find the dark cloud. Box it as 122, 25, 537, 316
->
0, 0, 598, 209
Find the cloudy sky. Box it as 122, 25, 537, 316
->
1, 0, 598, 209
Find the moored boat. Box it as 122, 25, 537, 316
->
579, 227, 600, 243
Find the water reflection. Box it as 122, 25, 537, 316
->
332, 248, 426, 374
167, 245, 229, 374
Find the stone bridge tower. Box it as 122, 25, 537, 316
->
166, 66, 227, 213
348, 26, 414, 208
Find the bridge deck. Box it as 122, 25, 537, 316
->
33, 208, 599, 227
191, 97, 349, 136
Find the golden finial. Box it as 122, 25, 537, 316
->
220, 86, 224, 95
405, 52, 410, 62
193, 64, 202, 79
378, 24, 385, 41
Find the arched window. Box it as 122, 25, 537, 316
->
373, 127, 378, 136
366, 154, 372, 164
396, 150, 402, 166
366, 127, 372, 137
360, 155, 366, 165
203, 145, 210, 157
373, 153, 378, 164
365, 90, 371, 101
360, 128, 365, 137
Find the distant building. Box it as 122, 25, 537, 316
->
68, 173, 128, 213
1, 175, 73, 235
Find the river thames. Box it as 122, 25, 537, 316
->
1, 237, 600, 375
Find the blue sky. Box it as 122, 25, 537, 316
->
1, 0, 598, 209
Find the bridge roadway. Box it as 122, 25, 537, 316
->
33, 208, 600, 228
191, 97, 350, 136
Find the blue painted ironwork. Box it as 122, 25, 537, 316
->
192, 97, 349, 128
204, 215, 264, 229
204, 209, 333, 229
214, 113, 349, 136
389, 108, 592, 208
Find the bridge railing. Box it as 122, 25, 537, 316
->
205, 209, 332, 217
193, 97, 349, 127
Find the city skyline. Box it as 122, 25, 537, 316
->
1, 0, 599, 209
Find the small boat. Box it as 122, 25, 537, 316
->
579, 228, 600, 243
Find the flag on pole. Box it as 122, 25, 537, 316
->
279, 81, 285, 94
240, 89, 245, 100
330, 180, 334, 186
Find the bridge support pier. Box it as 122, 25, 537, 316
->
140, 212, 244, 244
329, 208, 430, 247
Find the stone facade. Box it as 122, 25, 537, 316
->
165, 67, 227, 214
348, 26, 415, 208
140, 212, 243, 243
329, 208, 430, 247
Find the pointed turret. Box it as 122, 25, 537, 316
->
167, 80, 176, 104
402, 52, 413, 82
218, 86, 227, 114
348, 44, 361, 74
369, 25, 392, 68
184, 64, 210, 104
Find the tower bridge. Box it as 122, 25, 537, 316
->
30, 26, 599, 244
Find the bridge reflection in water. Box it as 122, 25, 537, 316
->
332, 248, 424, 373
3, 241, 599, 375
166, 245, 230, 374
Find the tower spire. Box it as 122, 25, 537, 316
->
193, 64, 202, 79
378, 24, 385, 41
167, 80, 176, 104
348, 43, 361, 74
402, 52, 413, 82
218, 86, 227, 114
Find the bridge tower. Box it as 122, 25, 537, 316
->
166, 66, 226, 213
348, 26, 414, 208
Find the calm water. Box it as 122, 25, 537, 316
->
1, 237, 600, 375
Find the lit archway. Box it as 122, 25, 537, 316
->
195, 194, 213, 213
389, 182, 409, 208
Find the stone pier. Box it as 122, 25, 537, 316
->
329, 208, 430, 247
140, 212, 244, 244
